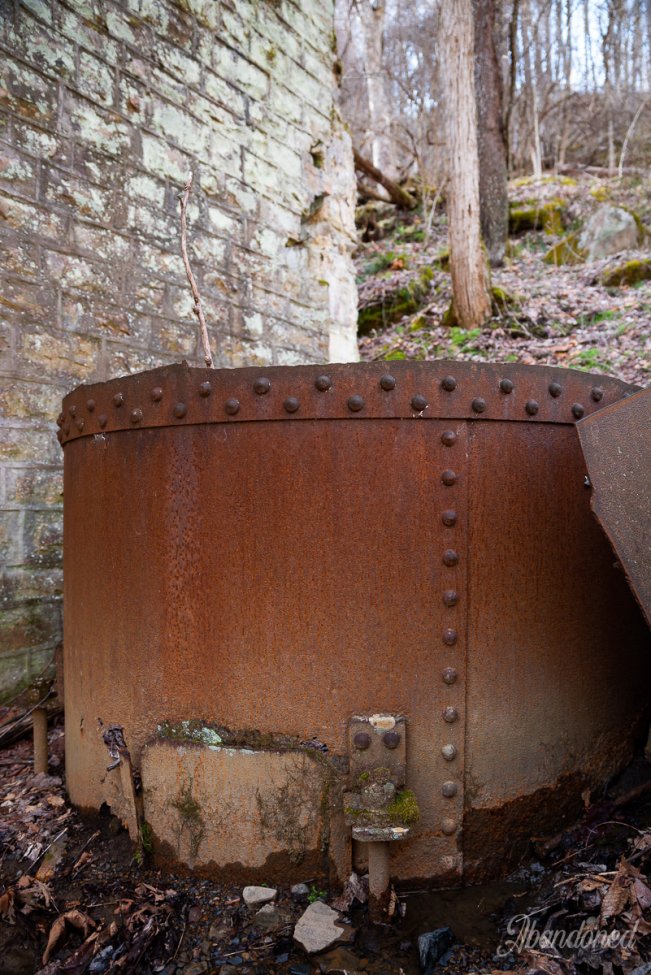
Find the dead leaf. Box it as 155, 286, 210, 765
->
0, 889, 15, 922
43, 909, 96, 964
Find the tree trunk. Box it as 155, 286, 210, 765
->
473, 0, 509, 266
440, 0, 492, 328
353, 148, 417, 209
358, 0, 395, 178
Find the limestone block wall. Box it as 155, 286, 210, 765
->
0, 0, 358, 695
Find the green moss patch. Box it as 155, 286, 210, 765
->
387, 789, 420, 826
543, 232, 586, 266
601, 258, 651, 287
509, 198, 567, 236
358, 270, 433, 335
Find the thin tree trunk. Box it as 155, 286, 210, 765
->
358, 0, 395, 178
473, 0, 509, 266
440, 0, 492, 328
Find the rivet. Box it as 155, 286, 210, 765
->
68, 404, 77, 417
572, 403, 585, 419
443, 590, 458, 607
441, 430, 456, 446
130, 408, 143, 424
284, 397, 299, 414
353, 731, 371, 750
63, 423, 70, 435
443, 706, 459, 723
383, 731, 401, 750
151, 387, 163, 402
56, 429, 64, 443
442, 780, 458, 798
472, 397, 486, 414
411, 394, 428, 412
380, 374, 396, 391
348, 395, 364, 412
225, 398, 241, 416
549, 382, 562, 398
443, 549, 458, 567
443, 628, 458, 646
199, 381, 212, 397
442, 667, 458, 685
173, 403, 187, 419
98, 414, 107, 428
113, 393, 124, 407
525, 400, 539, 416
442, 510, 457, 528
254, 377, 271, 395
441, 469, 457, 487
591, 386, 604, 402
86, 399, 96, 412
315, 375, 332, 392
442, 376, 457, 392
56, 412, 64, 427
75, 418, 84, 432
500, 379, 514, 394
442, 744, 457, 761
441, 818, 457, 835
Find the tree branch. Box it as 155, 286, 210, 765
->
178, 173, 214, 369
353, 148, 417, 209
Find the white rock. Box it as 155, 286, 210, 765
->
293, 900, 346, 954
242, 885, 277, 907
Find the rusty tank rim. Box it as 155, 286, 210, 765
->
56, 360, 635, 446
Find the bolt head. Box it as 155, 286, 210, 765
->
225, 398, 241, 415
442, 780, 458, 798
98, 414, 107, 428
254, 377, 271, 395
549, 382, 562, 398
442, 744, 457, 761
572, 403, 585, 419
441, 469, 457, 487
174, 403, 187, 419
113, 393, 124, 407
199, 381, 212, 397
443, 628, 457, 646
380, 374, 396, 391
443, 707, 459, 723
76, 418, 84, 432
130, 408, 143, 424
284, 397, 299, 414
383, 730, 401, 749
86, 398, 96, 412
472, 397, 487, 414
441, 510, 457, 527
591, 386, 604, 402
441, 818, 457, 835
56, 412, 64, 427
441, 430, 457, 446
443, 590, 458, 607
151, 387, 163, 402
500, 378, 514, 394
442, 667, 458, 684
68, 404, 77, 417
443, 549, 458, 567
315, 375, 332, 391
411, 394, 428, 412
441, 376, 457, 392
525, 400, 539, 416
348, 395, 364, 412
353, 731, 371, 750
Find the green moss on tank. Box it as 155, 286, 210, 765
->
387, 789, 420, 826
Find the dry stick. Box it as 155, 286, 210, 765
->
178, 173, 214, 368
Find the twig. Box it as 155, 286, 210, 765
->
178, 173, 214, 368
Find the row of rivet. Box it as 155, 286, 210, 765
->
441, 423, 459, 826
58, 372, 606, 438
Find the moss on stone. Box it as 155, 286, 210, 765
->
509, 198, 566, 235
491, 286, 517, 313
600, 258, 651, 287
387, 789, 420, 826
543, 232, 586, 266
358, 272, 432, 335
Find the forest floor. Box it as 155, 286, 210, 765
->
356, 173, 650, 387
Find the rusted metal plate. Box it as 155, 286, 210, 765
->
57, 361, 633, 446
577, 386, 651, 626
60, 361, 650, 887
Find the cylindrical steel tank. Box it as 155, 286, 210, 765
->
59, 361, 650, 887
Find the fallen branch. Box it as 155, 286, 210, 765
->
178, 173, 214, 368
353, 149, 417, 210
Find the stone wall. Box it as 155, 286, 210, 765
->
0, 0, 358, 696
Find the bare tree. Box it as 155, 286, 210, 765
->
357, 0, 396, 178
440, 0, 492, 327
474, 0, 509, 266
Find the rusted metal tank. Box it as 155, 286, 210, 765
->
59, 361, 650, 888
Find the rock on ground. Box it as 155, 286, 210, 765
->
242, 885, 277, 907
579, 205, 641, 261
293, 900, 347, 954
